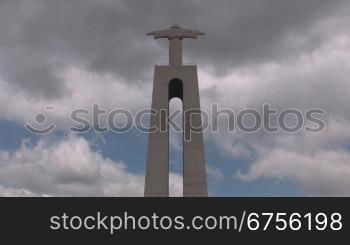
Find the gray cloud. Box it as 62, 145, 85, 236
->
237, 148, 350, 196
0, 0, 349, 98
187, 0, 349, 70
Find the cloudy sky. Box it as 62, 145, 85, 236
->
0, 0, 350, 196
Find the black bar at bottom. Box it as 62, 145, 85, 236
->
0, 198, 347, 243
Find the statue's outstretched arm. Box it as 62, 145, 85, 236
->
147, 31, 169, 39
181, 29, 205, 39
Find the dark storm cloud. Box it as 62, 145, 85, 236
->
0, 0, 348, 98
187, 0, 349, 71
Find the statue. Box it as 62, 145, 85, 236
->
147, 24, 205, 40
147, 24, 205, 66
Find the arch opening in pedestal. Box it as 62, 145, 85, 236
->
169, 78, 183, 101
168, 78, 184, 197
